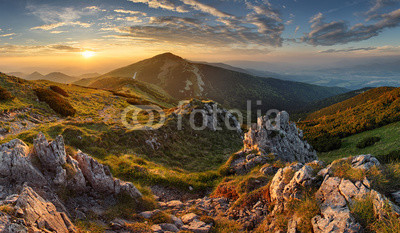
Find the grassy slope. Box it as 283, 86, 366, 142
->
0, 73, 242, 193
318, 121, 400, 163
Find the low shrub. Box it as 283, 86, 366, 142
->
124, 223, 152, 233
0, 86, 14, 101
126, 97, 151, 105
149, 211, 173, 224
356, 136, 381, 149
50, 85, 69, 97
309, 135, 342, 152
34, 88, 76, 117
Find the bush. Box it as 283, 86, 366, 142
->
376, 150, 400, 164
309, 135, 342, 152
0, 86, 14, 101
126, 97, 151, 105
124, 223, 152, 233
50, 85, 69, 97
356, 136, 381, 149
34, 88, 76, 117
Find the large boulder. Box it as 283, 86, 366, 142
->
243, 111, 317, 164
0, 139, 46, 187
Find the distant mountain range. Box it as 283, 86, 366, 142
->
6, 71, 101, 84
80, 52, 348, 114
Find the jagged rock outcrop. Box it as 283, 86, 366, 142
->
0, 133, 144, 231
244, 111, 317, 163
0, 139, 46, 187
33, 133, 67, 171
15, 186, 76, 233
174, 99, 241, 133
0, 186, 75, 232
231, 111, 317, 174
75, 151, 142, 198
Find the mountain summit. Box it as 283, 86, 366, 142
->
95, 53, 347, 112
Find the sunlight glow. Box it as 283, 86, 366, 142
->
81, 50, 96, 59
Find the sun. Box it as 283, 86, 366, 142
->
81, 50, 96, 58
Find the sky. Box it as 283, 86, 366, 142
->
0, 0, 400, 75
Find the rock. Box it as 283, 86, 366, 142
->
151, 224, 163, 233
282, 165, 314, 201
181, 219, 212, 233
75, 151, 142, 198
0, 139, 46, 186
371, 190, 400, 219
15, 186, 76, 233
270, 163, 303, 203
392, 190, 400, 204
338, 179, 369, 203
242, 111, 317, 166
174, 100, 241, 133
181, 213, 199, 224
259, 164, 278, 175
351, 154, 380, 170
166, 200, 184, 208
312, 177, 362, 233
159, 223, 179, 232
171, 215, 183, 228
65, 155, 87, 192
33, 133, 66, 171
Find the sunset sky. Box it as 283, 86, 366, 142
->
1, 0, 400, 75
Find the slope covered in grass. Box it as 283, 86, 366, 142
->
318, 121, 400, 163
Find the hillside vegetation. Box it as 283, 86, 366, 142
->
298, 87, 400, 144
318, 121, 400, 163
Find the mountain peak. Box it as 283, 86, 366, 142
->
152, 52, 183, 61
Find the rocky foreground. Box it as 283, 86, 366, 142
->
0, 111, 399, 232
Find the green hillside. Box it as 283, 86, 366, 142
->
319, 121, 400, 163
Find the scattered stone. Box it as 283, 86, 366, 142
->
181, 213, 198, 224
352, 154, 380, 170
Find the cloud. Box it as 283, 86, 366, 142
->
0, 44, 83, 56
0, 33, 16, 37
181, 0, 232, 18
31, 21, 91, 31
367, 0, 400, 14
50, 45, 83, 52
105, 1, 284, 48
114, 9, 147, 16
50, 31, 67, 34
319, 47, 377, 53
302, 9, 400, 46
128, 0, 189, 13
28, 4, 96, 31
